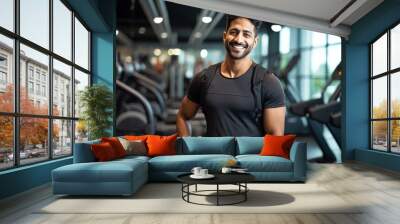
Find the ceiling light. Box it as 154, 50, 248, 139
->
161, 32, 168, 39
173, 48, 181, 55
271, 24, 282, 32
200, 49, 208, 58
201, 16, 212, 24
167, 49, 173, 56
116, 30, 119, 36
153, 48, 162, 56
138, 27, 146, 34
153, 17, 163, 24
194, 32, 202, 38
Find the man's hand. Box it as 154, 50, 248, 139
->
176, 96, 200, 137
263, 106, 286, 136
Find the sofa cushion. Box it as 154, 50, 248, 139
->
91, 142, 118, 161
118, 137, 147, 156
260, 135, 296, 159
52, 159, 147, 183
236, 155, 293, 172
101, 137, 127, 158
179, 137, 235, 155
148, 154, 235, 172
235, 137, 263, 155
147, 134, 177, 157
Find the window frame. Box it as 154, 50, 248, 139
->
0, 0, 92, 171
369, 19, 400, 154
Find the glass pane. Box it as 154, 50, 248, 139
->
328, 35, 341, 44
0, 116, 13, 170
74, 17, 89, 70
20, 0, 49, 49
327, 44, 341, 75
279, 27, 290, 54
372, 121, 388, 151
300, 30, 312, 48
0, 0, 14, 31
391, 120, 400, 153
20, 117, 49, 165
75, 120, 88, 143
391, 24, 400, 70
53, 59, 72, 117
311, 48, 327, 77
0, 34, 14, 112
311, 32, 327, 47
20, 44, 49, 115
74, 69, 89, 118
53, 119, 72, 158
53, 0, 72, 60
372, 33, 387, 76
391, 72, 400, 118
372, 76, 387, 119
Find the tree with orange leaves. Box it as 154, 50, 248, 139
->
0, 84, 59, 151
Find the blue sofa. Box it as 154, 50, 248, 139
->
52, 137, 307, 196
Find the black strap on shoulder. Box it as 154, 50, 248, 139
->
251, 64, 266, 125
199, 63, 220, 105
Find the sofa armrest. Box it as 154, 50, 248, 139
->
289, 141, 307, 182
73, 140, 100, 163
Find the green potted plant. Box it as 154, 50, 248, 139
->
79, 84, 113, 140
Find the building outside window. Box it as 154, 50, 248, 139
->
370, 23, 400, 154
0, 0, 91, 170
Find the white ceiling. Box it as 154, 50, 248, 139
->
166, 0, 384, 38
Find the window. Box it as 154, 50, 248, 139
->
0, 0, 14, 32
28, 81, 34, 94
0, 0, 91, 170
277, 28, 341, 100
20, 0, 49, 49
370, 22, 400, 154
74, 17, 89, 70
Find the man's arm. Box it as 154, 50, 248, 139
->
176, 96, 200, 137
263, 106, 286, 136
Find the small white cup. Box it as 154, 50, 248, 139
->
191, 167, 202, 176
200, 169, 208, 176
221, 167, 232, 174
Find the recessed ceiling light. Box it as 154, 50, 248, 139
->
194, 32, 202, 38
201, 16, 212, 24
271, 24, 282, 32
161, 32, 168, 39
153, 17, 164, 24
138, 27, 146, 34
153, 48, 162, 56
200, 49, 208, 58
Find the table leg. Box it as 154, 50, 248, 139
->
245, 183, 247, 201
217, 184, 219, 206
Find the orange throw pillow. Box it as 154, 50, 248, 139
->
124, 135, 149, 141
260, 135, 296, 159
91, 142, 117, 161
101, 137, 126, 158
146, 134, 177, 157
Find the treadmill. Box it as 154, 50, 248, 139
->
289, 63, 343, 163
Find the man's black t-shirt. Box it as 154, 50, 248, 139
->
187, 63, 285, 137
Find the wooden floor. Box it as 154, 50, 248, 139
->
1, 162, 400, 224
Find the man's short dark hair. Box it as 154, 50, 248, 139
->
225, 15, 262, 36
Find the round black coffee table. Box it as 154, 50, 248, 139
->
177, 173, 255, 206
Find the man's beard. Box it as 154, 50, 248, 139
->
224, 40, 254, 60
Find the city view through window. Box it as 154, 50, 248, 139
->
0, 0, 90, 170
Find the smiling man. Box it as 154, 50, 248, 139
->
176, 16, 286, 137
